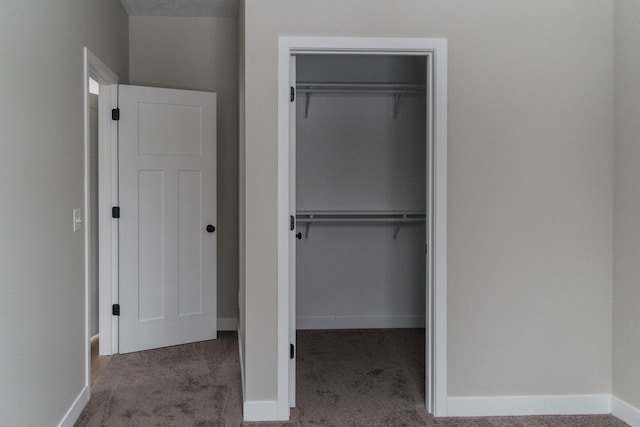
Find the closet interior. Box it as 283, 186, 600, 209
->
294, 54, 428, 402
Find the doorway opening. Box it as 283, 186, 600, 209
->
292, 52, 427, 414
87, 77, 110, 385
83, 47, 119, 395
276, 37, 448, 420
85, 61, 219, 364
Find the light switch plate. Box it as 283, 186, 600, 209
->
73, 208, 82, 232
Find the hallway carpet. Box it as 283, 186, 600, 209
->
76, 330, 627, 427
90, 335, 111, 386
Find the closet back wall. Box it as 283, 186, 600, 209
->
129, 16, 239, 325
296, 55, 427, 329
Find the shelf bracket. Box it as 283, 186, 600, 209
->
393, 222, 402, 239
392, 214, 408, 239
392, 93, 403, 119
304, 93, 311, 119
304, 216, 312, 239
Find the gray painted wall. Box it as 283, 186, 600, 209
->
613, 0, 640, 411
0, 0, 128, 424
240, 0, 613, 403
129, 16, 239, 322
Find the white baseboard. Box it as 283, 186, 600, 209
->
297, 315, 425, 330
241, 393, 637, 423
612, 396, 640, 427
243, 400, 284, 421
237, 326, 246, 402
447, 394, 611, 417
57, 385, 89, 427
217, 317, 238, 331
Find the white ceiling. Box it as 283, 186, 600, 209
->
119, 0, 238, 18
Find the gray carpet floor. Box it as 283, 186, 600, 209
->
76, 330, 628, 427
91, 336, 111, 386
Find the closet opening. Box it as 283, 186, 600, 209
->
290, 53, 428, 415
277, 37, 447, 420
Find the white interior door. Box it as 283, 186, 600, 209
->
118, 85, 217, 354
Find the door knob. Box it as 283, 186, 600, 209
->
296, 232, 302, 240
206, 224, 216, 233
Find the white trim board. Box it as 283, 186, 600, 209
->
612, 396, 640, 427
98, 82, 120, 356
243, 400, 280, 422
447, 394, 612, 417
277, 36, 448, 421
83, 47, 120, 360
448, 394, 640, 423
297, 315, 425, 330
56, 386, 89, 427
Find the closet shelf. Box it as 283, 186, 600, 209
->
296, 82, 426, 119
296, 211, 426, 239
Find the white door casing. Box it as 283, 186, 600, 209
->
289, 55, 297, 408
276, 37, 448, 421
118, 85, 217, 354
84, 48, 119, 415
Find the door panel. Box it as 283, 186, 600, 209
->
138, 103, 202, 155
138, 170, 165, 322
178, 170, 203, 317
119, 85, 217, 354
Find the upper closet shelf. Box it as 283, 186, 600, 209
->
296, 210, 426, 239
296, 82, 426, 119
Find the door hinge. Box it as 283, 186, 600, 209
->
290, 343, 295, 359
290, 87, 295, 102
112, 108, 120, 121
112, 304, 120, 316
290, 215, 295, 231
425, 243, 428, 254
112, 206, 120, 219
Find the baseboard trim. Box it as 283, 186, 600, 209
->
243, 400, 284, 421
297, 315, 425, 330
240, 392, 636, 423
612, 396, 640, 427
447, 394, 611, 417
237, 326, 246, 402
217, 317, 238, 331
57, 385, 89, 427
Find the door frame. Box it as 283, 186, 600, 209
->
83, 47, 119, 374
276, 37, 448, 418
